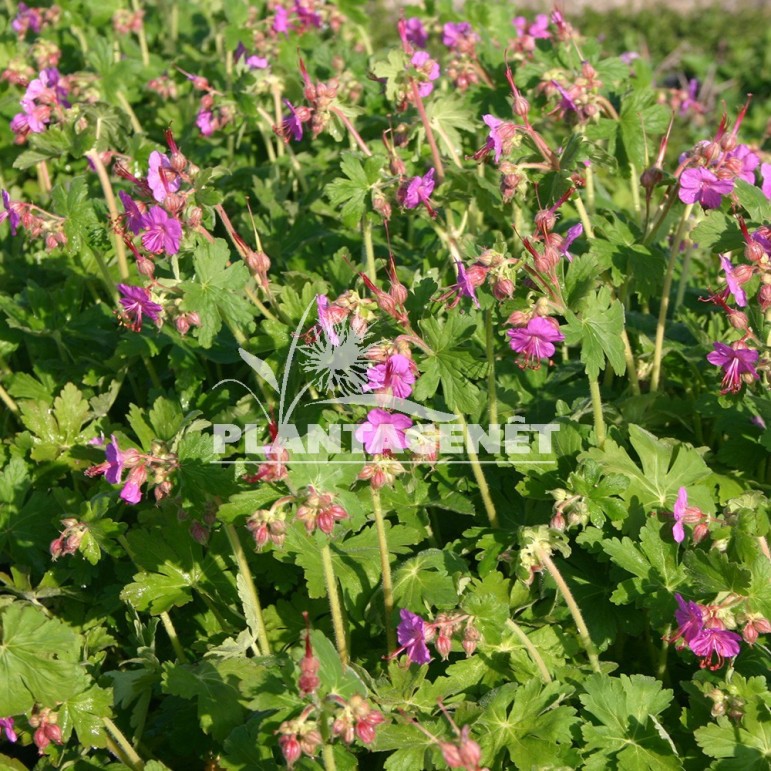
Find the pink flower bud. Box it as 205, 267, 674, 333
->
458, 736, 482, 766
732, 264, 755, 284
727, 310, 749, 331
189, 521, 209, 545
175, 315, 191, 335
692, 522, 710, 544
278, 735, 301, 766
466, 264, 488, 287
745, 240, 765, 263
436, 633, 452, 659
760, 284, 771, 311
506, 310, 531, 327
742, 621, 758, 645
440, 742, 465, 768
513, 95, 530, 117
136, 256, 155, 277
534, 209, 557, 233
640, 166, 664, 191
355, 720, 376, 744
492, 277, 514, 300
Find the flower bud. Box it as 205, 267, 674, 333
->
278, 734, 301, 766
492, 276, 514, 300
640, 166, 664, 191
506, 310, 531, 326
440, 742, 465, 768
373, 193, 392, 221
534, 208, 557, 233
458, 736, 482, 766
466, 264, 488, 287
759, 284, 771, 311
692, 522, 710, 544
727, 310, 749, 331
175, 315, 191, 335
435, 633, 452, 659
745, 239, 765, 263
389, 282, 409, 306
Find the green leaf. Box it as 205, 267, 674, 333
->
580, 673, 680, 770
181, 238, 254, 348
683, 550, 752, 594
563, 286, 626, 379
618, 92, 670, 170
0, 603, 89, 715
59, 685, 113, 749
734, 179, 771, 222
694, 717, 771, 769
391, 549, 464, 611
163, 659, 258, 741
690, 211, 744, 252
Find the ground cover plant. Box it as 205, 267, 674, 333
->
1, 0, 771, 768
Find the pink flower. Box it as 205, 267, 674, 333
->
316, 294, 341, 346
104, 434, 126, 484
0, 717, 18, 743
147, 151, 180, 203
672, 594, 704, 646
410, 51, 440, 97
678, 167, 733, 209
454, 259, 481, 309
281, 100, 307, 142
119, 191, 146, 234
725, 144, 760, 184
719, 255, 747, 307
364, 354, 416, 399
761, 163, 771, 200
405, 17, 427, 48
399, 168, 436, 214
482, 114, 511, 163
196, 109, 215, 136
273, 6, 290, 35
442, 21, 477, 50
507, 317, 564, 368
396, 609, 432, 664
141, 206, 182, 255
355, 409, 413, 454
689, 627, 742, 670
120, 464, 147, 504
706, 342, 759, 394
2, 190, 20, 236
560, 223, 583, 261
118, 283, 163, 331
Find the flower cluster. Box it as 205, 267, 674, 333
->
85, 434, 178, 505
0, 189, 67, 249
391, 609, 480, 665
10, 66, 69, 142
49, 518, 89, 560
11, 3, 60, 38
669, 487, 711, 544
28, 707, 63, 754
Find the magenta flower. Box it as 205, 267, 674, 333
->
316, 294, 340, 346
273, 6, 290, 35
719, 255, 747, 307
725, 144, 760, 184
354, 409, 413, 454
2, 190, 20, 236
454, 259, 480, 309
147, 151, 180, 203
672, 487, 689, 544
706, 342, 759, 394
12, 3, 41, 35
410, 51, 440, 97
560, 223, 583, 261
246, 55, 269, 70
364, 354, 416, 399
507, 317, 564, 368
196, 109, 215, 136
0, 717, 18, 743
141, 206, 182, 255
551, 80, 578, 113
678, 167, 733, 209
442, 21, 477, 50
104, 435, 126, 485
689, 628, 742, 670
673, 594, 704, 646
761, 163, 771, 200
482, 114, 512, 163
513, 13, 550, 39
405, 17, 428, 48
119, 191, 146, 234
120, 465, 146, 504
118, 284, 163, 332
401, 168, 436, 212
282, 100, 305, 142
397, 609, 432, 664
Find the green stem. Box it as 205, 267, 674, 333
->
223, 523, 270, 656
629, 163, 641, 217
505, 619, 552, 683
86, 150, 129, 281
103, 717, 144, 771
0, 382, 19, 414
362, 215, 376, 281
271, 82, 286, 158
588, 376, 606, 449
131, 0, 150, 67
159, 611, 188, 663
410, 79, 444, 182
322, 744, 338, 771
657, 624, 672, 683
321, 543, 348, 665
574, 194, 594, 238
330, 106, 371, 157
372, 488, 396, 651
585, 161, 596, 214
453, 410, 499, 528
485, 310, 498, 425
674, 243, 694, 313
538, 550, 601, 673
651, 203, 693, 392
621, 329, 641, 396
116, 91, 144, 135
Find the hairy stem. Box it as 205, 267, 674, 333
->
505, 618, 552, 683
159, 611, 188, 663
651, 203, 693, 392
322, 743, 338, 771
223, 523, 270, 656
330, 106, 372, 157
485, 310, 498, 425
86, 150, 129, 281
410, 79, 444, 181
539, 550, 601, 673
453, 409, 499, 528
574, 194, 594, 239
372, 488, 396, 651
103, 717, 144, 771
588, 376, 606, 448
362, 215, 376, 281
321, 543, 349, 665
0, 382, 19, 415
131, 0, 150, 67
